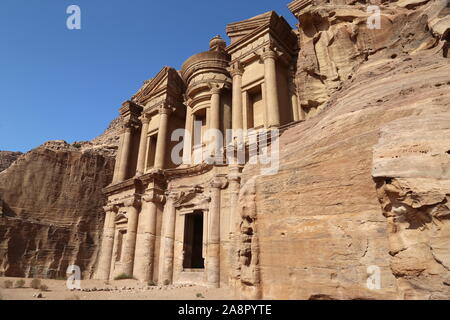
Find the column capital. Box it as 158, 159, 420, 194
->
122, 120, 139, 132
261, 47, 278, 61
230, 63, 244, 77
210, 175, 228, 189
140, 114, 151, 125
159, 103, 175, 115
142, 192, 165, 204
211, 88, 221, 95
124, 196, 141, 209
120, 123, 132, 134
209, 83, 223, 95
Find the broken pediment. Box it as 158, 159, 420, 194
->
226, 11, 297, 63
226, 11, 276, 44
132, 66, 185, 109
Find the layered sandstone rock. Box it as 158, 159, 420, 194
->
293, 0, 450, 118
0, 151, 22, 173
0, 124, 120, 279
0, 0, 448, 300
233, 0, 450, 300
373, 114, 450, 299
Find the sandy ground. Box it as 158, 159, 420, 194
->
0, 277, 235, 300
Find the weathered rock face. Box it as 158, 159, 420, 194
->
373, 114, 450, 299
0, 151, 22, 173
0, 127, 119, 279
294, 0, 450, 118
233, 0, 450, 300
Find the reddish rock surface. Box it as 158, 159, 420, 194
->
233, 0, 450, 300
0, 130, 119, 279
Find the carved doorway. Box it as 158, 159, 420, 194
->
183, 210, 204, 269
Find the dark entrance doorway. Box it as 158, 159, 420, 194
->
183, 210, 204, 269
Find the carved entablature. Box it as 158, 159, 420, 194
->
103, 177, 137, 197
131, 66, 186, 116
119, 100, 143, 130
164, 163, 213, 181
141, 172, 167, 204
226, 11, 297, 67
139, 169, 166, 187
186, 73, 231, 101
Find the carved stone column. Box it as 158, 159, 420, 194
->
96, 205, 117, 280
207, 176, 228, 288
136, 115, 150, 176
134, 192, 164, 282
112, 127, 125, 183
210, 86, 222, 160
154, 105, 172, 169
159, 191, 178, 285
262, 48, 281, 128
121, 197, 140, 276
117, 123, 132, 182
231, 64, 244, 138
290, 84, 300, 122
210, 86, 221, 132
183, 107, 193, 165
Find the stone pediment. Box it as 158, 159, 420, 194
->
226, 11, 275, 44
132, 66, 185, 109
226, 11, 297, 63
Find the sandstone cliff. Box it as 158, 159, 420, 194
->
0, 122, 120, 279
0, 151, 22, 173
233, 0, 450, 299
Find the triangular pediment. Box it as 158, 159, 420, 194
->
226, 11, 276, 44
132, 66, 185, 106
226, 10, 297, 59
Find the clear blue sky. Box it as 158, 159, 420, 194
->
0, 0, 297, 152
